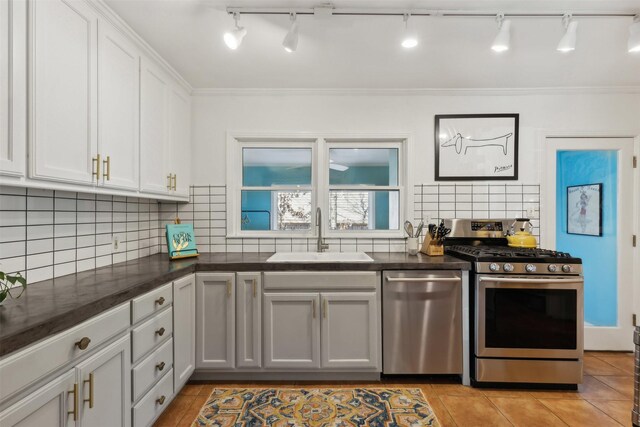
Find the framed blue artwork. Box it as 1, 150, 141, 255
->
165, 223, 199, 259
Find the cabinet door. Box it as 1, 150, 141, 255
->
173, 274, 195, 391
0, 368, 76, 427
30, 0, 98, 184
321, 292, 379, 369
140, 57, 169, 195
167, 85, 191, 197
97, 19, 139, 190
263, 293, 320, 369
0, 0, 26, 177
75, 335, 131, 427
236, 272, 261, 368
195, 273, 235, 369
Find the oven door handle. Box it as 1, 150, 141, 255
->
479, 277, 583, 284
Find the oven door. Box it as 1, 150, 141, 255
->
476, 275, 584, 359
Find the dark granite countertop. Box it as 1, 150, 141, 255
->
0, 252, 470, 357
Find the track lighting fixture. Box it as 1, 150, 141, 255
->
557, 14, 578, 52
283, 13, 299, 52
629, 15, 640, 53
224, 12, 247, 50
491, 13, 511, 53
401, 14, 418, 48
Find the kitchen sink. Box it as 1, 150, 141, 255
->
266, 252, 374, 263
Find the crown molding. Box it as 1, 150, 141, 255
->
191, 86, 640, 97
89, 0, 192, 93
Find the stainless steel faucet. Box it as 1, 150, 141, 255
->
316, 207, 329, 252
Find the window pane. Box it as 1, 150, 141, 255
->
329, 148, 398, 186
243, 148, 312, 187
328, 190, 399, 231
241, 190, 311, 231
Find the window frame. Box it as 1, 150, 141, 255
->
227, 133, 409, 239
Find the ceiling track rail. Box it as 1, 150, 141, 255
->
225, 7, 638, 19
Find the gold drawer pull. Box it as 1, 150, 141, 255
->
75, 337, 91, 350
167, 174, 172, 190
68, 383, 78, 420
323, 298, 328, 319
156, 361, 166, 371
83, 373, 94, 408
252, 279, 257, 298
155, 327, 166, 337
92, 154, 101, 181
227, 280, 232, 297
172, 174, 177, 191
312, 300, 316, 319
156, 395, 166, 405
155, 296, 165, 306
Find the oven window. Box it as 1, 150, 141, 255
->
485, 289, 577, 349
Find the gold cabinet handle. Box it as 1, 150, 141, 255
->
156, 395, 166, 405
227, 280, 231, 297
92, 154, 101, 181
75, 337, 91, 350
323, 298, 328, 319
83, 373, 94, 408
252, 279, 257, 298
312, 300, 316, 319
102, 156, 111, 181
155, 296, 165, 306
167, 174, 172, 190
68, 383, 78, 421
155, 327, 166, 337
156, 361, 166, 371
172, 174, 177, 191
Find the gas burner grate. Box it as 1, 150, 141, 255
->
446, 245, 572, 259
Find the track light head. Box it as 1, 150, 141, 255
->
491, 13, 511, 52
557, 14, 578, 53
282, 13, 299, 53
401, 14, 418, 48
224, 12, 246, 50
629, 15, 640, 53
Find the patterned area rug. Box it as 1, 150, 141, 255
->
192, 388, 440, 427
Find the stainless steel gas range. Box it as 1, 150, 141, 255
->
444, 219, 584, 388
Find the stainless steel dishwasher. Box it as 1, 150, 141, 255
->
383, 270, 462, 374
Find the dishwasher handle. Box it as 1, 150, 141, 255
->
385, 277, 461, 283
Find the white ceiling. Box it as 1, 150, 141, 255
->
104, 0, 640, 89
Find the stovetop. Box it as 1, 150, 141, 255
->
445, 244, 580, 264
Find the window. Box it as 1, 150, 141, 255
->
229, 136, 406, 237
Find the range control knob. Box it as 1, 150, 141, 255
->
548, 264, 558, 273
525, 264, 537, 273
489, 263, 500, 272
503, 263, 514, 272
562, 265, 572, 273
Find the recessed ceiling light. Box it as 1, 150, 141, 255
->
629, 16, 640, 53
491, 13, 511, 53
283, 13, 299, 53
557, 14, 578, 53
401, 14, 418, 48
224, 12, 247, 50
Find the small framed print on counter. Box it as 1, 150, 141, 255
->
435, 113, 519, 181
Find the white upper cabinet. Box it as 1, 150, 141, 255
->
167, 85, 191, 197
140, 57, 171, 195
0, 0, 26, 178
29, 0, 98, 185
97, 19, 140, 191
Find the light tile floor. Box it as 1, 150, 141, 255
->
154, 351, 635, 427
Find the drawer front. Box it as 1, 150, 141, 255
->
131, 307, 173, 363
132, 338, 173, 402
132, 283, 173, 325
133, 368, 174, 427
263, 272, 379, 291
0, 303, 130, 402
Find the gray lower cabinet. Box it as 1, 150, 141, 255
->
196, 273, 235, 369
263, 293, 321, 369
321, 292, 379, 369
236, 273, 262, 368
173, 274, 196, 391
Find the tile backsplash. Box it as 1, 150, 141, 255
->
0, 186, 161, 283
0, 183, 541, 283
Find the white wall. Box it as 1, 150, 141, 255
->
190, 90, 640, 186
